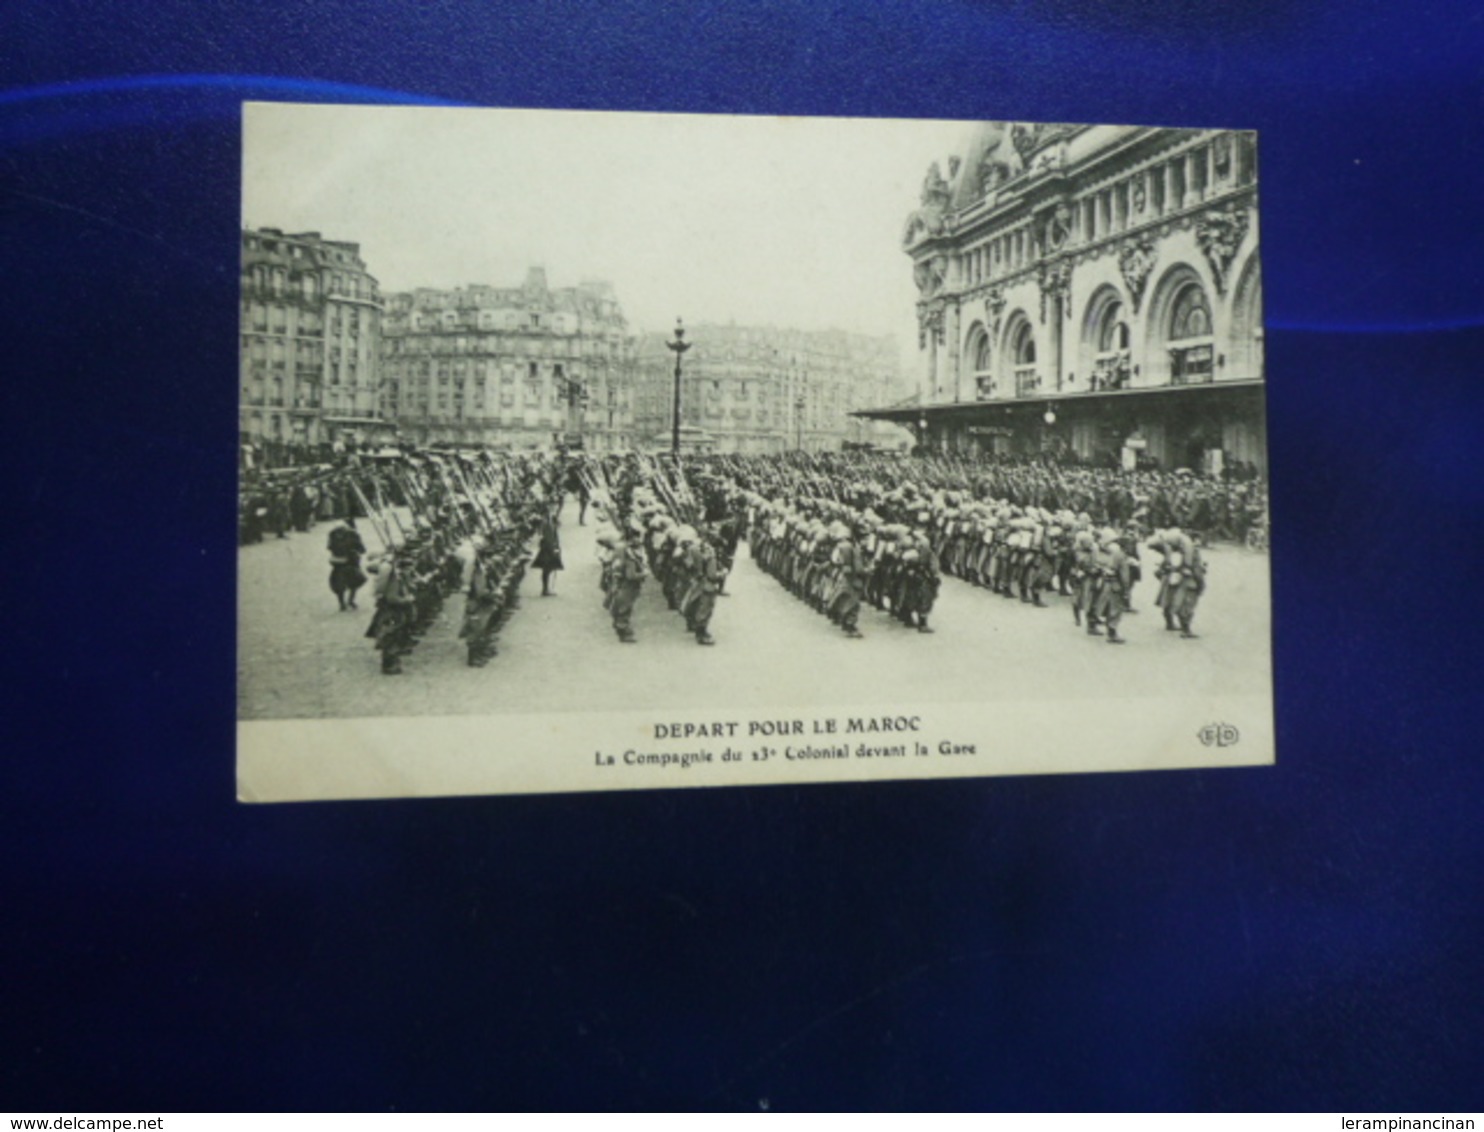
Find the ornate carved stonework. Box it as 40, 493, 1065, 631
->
1037, 258, 1072, 323
1132, 177, 1147, 215
1038, 203, 1071, 257
917, 303, 946, 349
913, 254, 948, 297
1118, 238, 1157, 313
1011, 122, 1073, 168
1195, 205, 1250, 294
985, 286, 1006, 337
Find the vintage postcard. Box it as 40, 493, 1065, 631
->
237, 102, 1270, 802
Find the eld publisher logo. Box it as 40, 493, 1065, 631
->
1198, 722, 1240, 748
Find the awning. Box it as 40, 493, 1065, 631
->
852, 379, 1265, 422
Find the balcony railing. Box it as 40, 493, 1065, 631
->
1169, 344, 1214, 386
1090, 353, 1133, 392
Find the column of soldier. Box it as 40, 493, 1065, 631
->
742, 480, 938, 637
317, 451, 563, 674
266, 447, 1234, 668
580, 454, 738, 646
695, 451, 1213, 645
695, 456, 939, 639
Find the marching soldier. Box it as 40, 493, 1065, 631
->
1121, 527, 1144, 614
828, 521, 868, 638
1153, 529, 1206, 638
679, 526, 723, 646
1091, 528, 1131, 644
900, 531, 939, 633
1069, 528, 1099, 630
459, 538, 501, 667
365, 548, 417, 674
603, 530, 648, 644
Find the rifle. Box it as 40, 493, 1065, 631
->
348, 475, 395, 552
428, 456, 476, 543
450, 457, 500, 537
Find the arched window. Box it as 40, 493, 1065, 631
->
1013, 323, 1035, 364
1099, 309, 1130, 352
1171, 285, 1212, 340
967, 325, 994, 400
1009, 320, 1038, 397
1167, 282, 1214, 385
1092, 301, 1132, 390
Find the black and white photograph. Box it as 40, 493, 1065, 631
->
236, 103, 1271, 802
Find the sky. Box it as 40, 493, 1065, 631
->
242, 102, 969, 373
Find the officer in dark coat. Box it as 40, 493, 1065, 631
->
533, 511, 564, 596
326, 518, 368, 610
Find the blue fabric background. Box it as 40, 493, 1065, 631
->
3, 0, 1482, 1111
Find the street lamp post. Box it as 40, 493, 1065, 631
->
795, 394, 806, 451
666, 318, 691, 457
555, 371, 588, 449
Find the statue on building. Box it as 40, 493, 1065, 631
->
913, 254, 948, 297
1195, 205, 1250, 294
975, 123, 1017, 197
901, 161, 953, 248
921, 160, 950, 205
1118, 238, 1158, 312
1011, 123, 1046, 165
1039, 203, 1071, 255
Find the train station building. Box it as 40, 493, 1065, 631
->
857, 122, 1264, 476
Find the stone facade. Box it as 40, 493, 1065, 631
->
634, 324, 909, 454
891, 123, 1264, 471
239, 228, 385, 451
378, 268, 637, 451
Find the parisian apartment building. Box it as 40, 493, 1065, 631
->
378, 268, 637, 451
633, 323, 911, 453
238, 228, 385, 455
